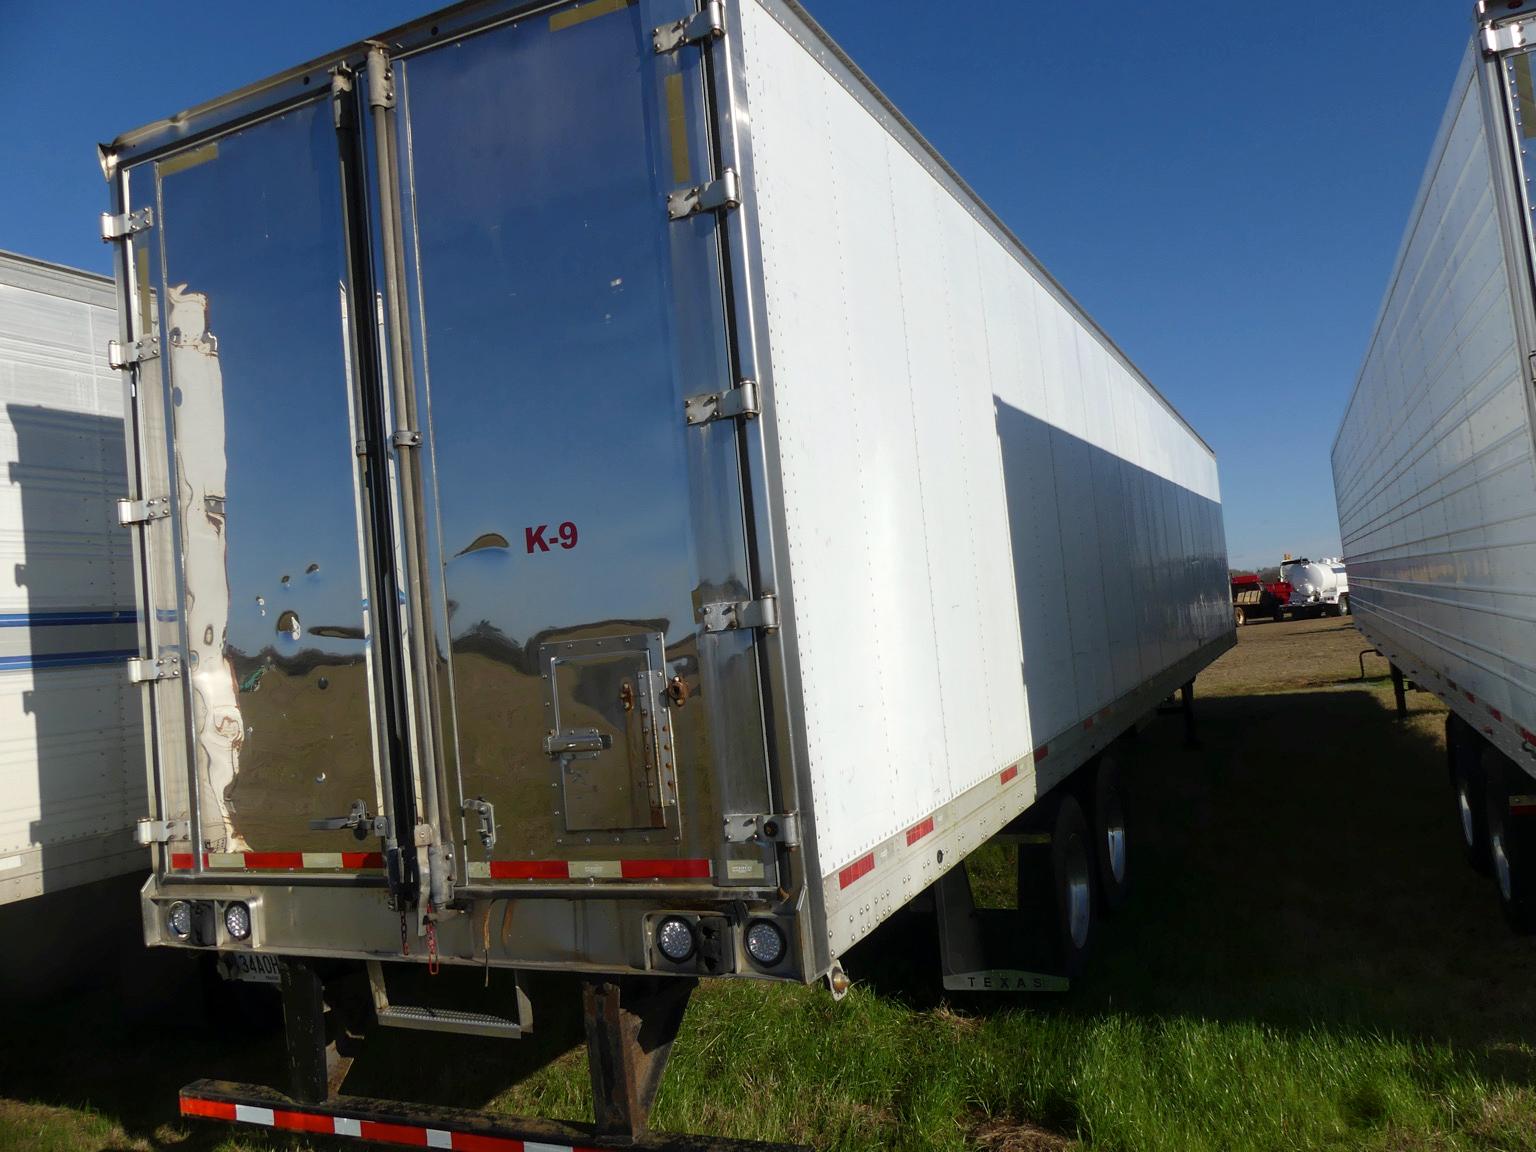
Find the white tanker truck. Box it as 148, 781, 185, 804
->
1279, 556, 1350, 618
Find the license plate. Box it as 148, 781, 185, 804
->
219, 951, 281, 985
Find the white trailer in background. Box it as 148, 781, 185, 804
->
0, 251, 145, 905
102, 0, 1232, 1143
1334, 0, 1536, 932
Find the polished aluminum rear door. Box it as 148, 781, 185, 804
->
390, 0, 778, 889
122, 100, 395, 872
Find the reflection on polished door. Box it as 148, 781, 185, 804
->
394, 0, 771, 875
149, 101, 383, 856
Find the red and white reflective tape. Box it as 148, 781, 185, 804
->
905, 816, 935, 846
837, 852, 875, 890
1383, 646, 1536, 764
169, 851, 385, 872
841, 759, 1028, 891
181, 1094, 601, 1151
465, 858, 712, 881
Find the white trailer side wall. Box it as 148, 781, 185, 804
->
0, 252, 145, 903
741, 0, 1230, 887
1333, 47, 1536, 766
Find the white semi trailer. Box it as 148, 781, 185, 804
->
1334, 0, 1536, 934
101, 0, 1232, 1144
0, 250, 145, 906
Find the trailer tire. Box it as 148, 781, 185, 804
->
1447, 714, 1489, 874
1090, 757, 1130, 914
1485, 750, 1536, 933
1050, 794, 1096, 974
1233, 604, 1246, 627
1337, 594, 1350, 617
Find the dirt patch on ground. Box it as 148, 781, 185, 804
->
1198, 614, 1384, 697
972, 1116, 1074, 1152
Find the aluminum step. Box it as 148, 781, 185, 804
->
366, 960, 531, 1039
374, 1002, 524, 1039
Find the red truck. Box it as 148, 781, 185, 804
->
1230, 573, 1292, 626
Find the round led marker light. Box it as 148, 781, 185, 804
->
655, 916, 695, 962
166, 900, 192, 940
745, 920, 786, 968
224, 901, 252, 941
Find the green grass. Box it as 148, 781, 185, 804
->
4, 627, 1536, 1151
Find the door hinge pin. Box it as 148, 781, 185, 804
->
128, 653, 181, 684
108, 335, 160, 369
653, 0, 725, 53
100, 207, 153, 242
701, 592, 778, 634
117, 496, 171, 526
134, 817, 190, 845
685, 378, 759, 425
668, 168, 740, 221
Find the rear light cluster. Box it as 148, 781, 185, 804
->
649, 913, 790, 974
162, 899, 255, 946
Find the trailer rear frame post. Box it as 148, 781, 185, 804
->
583, 975, 698, 1140
1390, 663, 1407, 719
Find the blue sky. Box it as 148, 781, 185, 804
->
0, 0, 1469, 570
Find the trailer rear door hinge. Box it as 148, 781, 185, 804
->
701, 593, 778, 633
653, 0, 724, 53
117, 496, 171, 526
100, 207, 153, 242
1484, 20, 1529, 53
668, 168, 740, 220
722, 810, 799, 845
685, 378, 759, 425
134, 817, 190, 846
108, 336, 160, 369
128, 654, 181, 683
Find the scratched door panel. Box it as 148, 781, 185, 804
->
148, 102, 385, 858
391, 0, 774, 884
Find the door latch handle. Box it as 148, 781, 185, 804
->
543, 730, 614, 757
309, 798, 384, 841
463, 797, 496, 852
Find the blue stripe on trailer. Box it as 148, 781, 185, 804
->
0, 609, 139, 627
0, 649, 138, 671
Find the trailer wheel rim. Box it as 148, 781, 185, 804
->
1065, 833, 1092, 949
1101, 784, 1127, 886
1492, 830, 1513, 901
1457, 781, 1476, 849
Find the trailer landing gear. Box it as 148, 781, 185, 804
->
584, 976, 696, 1141
183, 964, 807, 1151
